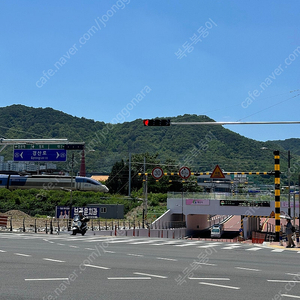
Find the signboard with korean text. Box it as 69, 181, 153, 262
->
56, 206, 71, 219
14, 144, 65, 150
186, 199, 210, 206
55, 206, 100, 219
72, 207, 99, 219
14, 149, 67, 162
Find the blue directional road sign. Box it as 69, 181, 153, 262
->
14, 149, 67, 162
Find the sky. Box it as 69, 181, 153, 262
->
1, 0, 300, 142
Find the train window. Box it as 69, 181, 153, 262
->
86, 178, 100, 185
100, 207, 107, 213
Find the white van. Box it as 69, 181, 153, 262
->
211, 224, 224, 238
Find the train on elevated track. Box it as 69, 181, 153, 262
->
0, 174, 109, 193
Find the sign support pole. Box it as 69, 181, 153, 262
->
274, 151, 281, 242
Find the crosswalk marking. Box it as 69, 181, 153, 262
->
222, 245, 241, 250
245, 247, 263, 251
198, 243, 222, 248
175, 241, 204, 247
129, 240, 162, 245
0, 233, 298, 254
271, 249, 285, 252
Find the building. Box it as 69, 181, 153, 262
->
0, 156, 56, 173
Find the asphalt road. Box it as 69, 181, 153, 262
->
0, 232, 300, 300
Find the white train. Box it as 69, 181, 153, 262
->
0, 174, 109, 192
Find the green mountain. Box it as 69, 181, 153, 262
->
0, 105, 299, 184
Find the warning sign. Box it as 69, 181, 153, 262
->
210, 165, 225, 178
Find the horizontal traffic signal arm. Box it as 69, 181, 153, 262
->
143, 119, 170, 126
64, 144, 85, 150
143, 120, 300, 126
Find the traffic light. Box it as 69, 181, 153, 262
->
143, 119, 170, 126
64, 144, 85, 150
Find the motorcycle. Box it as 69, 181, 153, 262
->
71, 215, 90, 235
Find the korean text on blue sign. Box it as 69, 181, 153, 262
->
14, 149, 67, 162
72, 207, 99, 219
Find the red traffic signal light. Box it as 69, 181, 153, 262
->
143, 119, 170, 126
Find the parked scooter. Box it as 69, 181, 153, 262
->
71, 215, 90, 236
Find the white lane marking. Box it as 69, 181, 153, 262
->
235, 267, 261, 272
57, 243, 65, 246
197, 243, 221, 248
85, 248, 96, 251
151, 241, 181, 246
246, 247, 263, 251
127, 253, 144, 257
86, 238, 119, 243
271, 249, 285, 252
14, 253, 32, 257
129, 240, 161, 245
83, 264, 110, 270
199, 282, 240, 289
281, 294, 300, 299
286, 273, 300, 276
134, 272, 167, 278
103, 250, 115, 253
104, 239, 137, 244
222, 246, 241, 250
193, 262, 217, 266
267, 280, 300, 283
108, 277, 151, 280
175, 242, 204, 247
0, 250, 7, 253
69, 245, 79, 248
25, 278, 69, 281
156, 257, 178, 261
43, 258, 65, 263
190, 277, 230, 281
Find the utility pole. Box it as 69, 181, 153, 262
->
288, 150, 291, 217
128, 153, 131, 197
143, 156, 148, 228
68, 153, 74, 231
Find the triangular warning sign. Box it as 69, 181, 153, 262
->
210, 165, 225, 178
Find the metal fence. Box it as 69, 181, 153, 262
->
0, 217, 156, 233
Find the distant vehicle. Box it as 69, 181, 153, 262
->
211, 224, 224, 239
0, 174, 109, 192
71, 215, 90, 236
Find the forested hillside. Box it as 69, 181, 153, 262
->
0, 105, 299, 183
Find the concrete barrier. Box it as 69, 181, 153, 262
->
0, 216, 8, 227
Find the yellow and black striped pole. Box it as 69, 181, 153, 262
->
274, 150, 281, 241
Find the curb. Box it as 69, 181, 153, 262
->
262, 241, 300, 251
